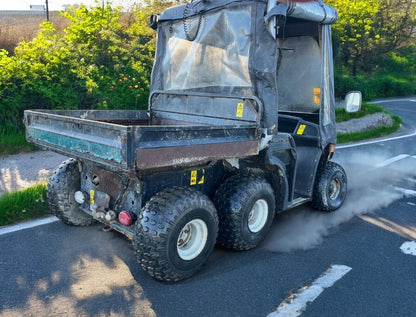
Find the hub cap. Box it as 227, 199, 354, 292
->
177, 219, 208, 261
329, 178, 341, 200
248, 199, 269, 233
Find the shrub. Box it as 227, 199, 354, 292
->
335, 71, 416, 101
0, 5, 152, 131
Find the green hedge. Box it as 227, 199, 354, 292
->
335, 47, 416, 100
1, 4, 415, 134
0, 5, 153, 132
335, 73, 416, 101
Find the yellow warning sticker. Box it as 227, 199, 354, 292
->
236, 103, 244, 118
190, 170, 197, 186
297, 124, 306, 135
314, 88, 321, 105
90, 189, 95, 204
198, 169, 205, 184
190, 170, 205, 186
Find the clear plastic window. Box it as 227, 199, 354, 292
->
277, 36, 321, 113
161, 6, 252, 90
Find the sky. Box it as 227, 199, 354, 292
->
0, 0, 138, 11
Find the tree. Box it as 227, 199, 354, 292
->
326, 0, 380, 75
0, 3, 160, 131
372, 0, 416, 54
327, 0, 416, 75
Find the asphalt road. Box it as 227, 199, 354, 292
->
1, 98, 415, 317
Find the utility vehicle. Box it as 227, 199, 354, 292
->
25, 0, 361, 282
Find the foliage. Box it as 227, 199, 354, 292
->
327, 0, 380, 75
328, 0, 416, 75
0, 3, 155, 131
1, 0, 415, 136
335, 71, 416, 101
372, 0, 416, 56
0, 128, 37, 155
0, 184, 49, 226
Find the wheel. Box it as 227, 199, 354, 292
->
47, 159, 95, 226
133, 187, 218, 282
214, 173, 276, 251
310, 161, 347, 212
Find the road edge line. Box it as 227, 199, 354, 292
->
338, 130, 416, 149
375, 154, 410, 168
0, 216, 59, 236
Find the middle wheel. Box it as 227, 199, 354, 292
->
214, 173, 276, 250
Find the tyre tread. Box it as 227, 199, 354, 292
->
310, 161, 347, 212
47, 159, 94, 226
214, 173, 275, 250
133, 187, 218, 282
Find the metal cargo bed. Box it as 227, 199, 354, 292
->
24, 109, 261, 172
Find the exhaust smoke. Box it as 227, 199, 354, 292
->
263, 152, 416, 253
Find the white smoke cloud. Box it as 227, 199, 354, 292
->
262, 152, 416, 253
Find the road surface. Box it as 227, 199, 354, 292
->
0, 97, 415, 317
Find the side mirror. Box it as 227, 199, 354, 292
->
345, 91, 362, 113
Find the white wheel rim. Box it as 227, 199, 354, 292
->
177, 219, 208, 261
248, 199, 269, 233
329, 178, 341, 200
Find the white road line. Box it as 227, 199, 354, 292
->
0, 216, 58, 236
400, 241, 416, 256
371, 99, 416, 104
376, 154, 411, 168
394, 187, 416, 197
268, 265, 352, 317
338, 130, 416, 149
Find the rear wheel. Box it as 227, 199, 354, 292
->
133, 187, 218, 282
214, 173, 275, 250
47, 159, 95, 226
310, 161, 347, 212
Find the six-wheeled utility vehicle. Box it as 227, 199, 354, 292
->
24, 0, 361, 282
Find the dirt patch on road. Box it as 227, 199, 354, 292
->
0, 151, 67, 196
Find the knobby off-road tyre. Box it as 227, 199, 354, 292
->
133, 187, 218, 282
310, 161, 347, 212
47, 159, 95, 226
214, 173, 276, 251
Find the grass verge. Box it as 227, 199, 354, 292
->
0, 131, 37, 156
336, 103, 403, 143
0, 184, 50, 227
336, 102, 386, 122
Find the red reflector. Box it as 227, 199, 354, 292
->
119, 211, 133, 226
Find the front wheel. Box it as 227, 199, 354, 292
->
133, 187, 218, 282
310, 161, 347, 212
